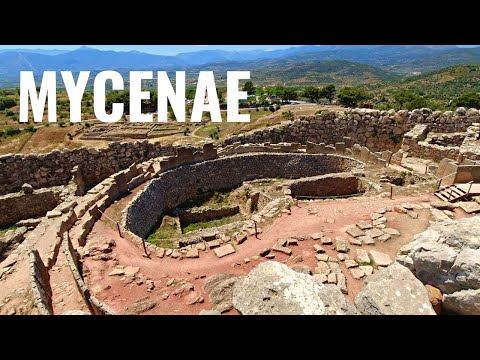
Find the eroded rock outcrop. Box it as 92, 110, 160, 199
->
232, 261, 358, 315
355, 262, 435, 315
408, 217, 480, 315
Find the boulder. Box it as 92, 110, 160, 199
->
443, 289, 480, 315
355, 263, 435, 315
204, 274, 241, 313
409, 217, 480, 295
232, 261, 358, 315
22, 183, 34, 194
425, 284, 443, 315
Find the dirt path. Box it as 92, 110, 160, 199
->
49, 246, 90, 314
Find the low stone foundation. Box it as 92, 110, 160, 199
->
178, 206, 240, 226
124, 153, 363, 239
288, 173, 365, 198
0, 188, 61, 227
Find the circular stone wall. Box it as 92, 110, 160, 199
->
125, 153, 363, 238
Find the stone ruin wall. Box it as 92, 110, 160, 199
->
1, 107, 477, 197
0, 141, 177, 196
0, 188, 62, 227
124, 153, 363, 239
223, 108, 478, 153
402, 123, 480, 163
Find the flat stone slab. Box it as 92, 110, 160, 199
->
321, 237, 333, 245
356, 221, 373, 230
314, 261, 331, 275
316, 254, 329, 262
430, 208, 451, 222
355, 249, 371, 264
359, 235, 375, 245
377, 234, 391, 242
359, 265, 374, 276
369, 250, 393, 267
365, 228, 384, 238
313, 244, 325, 253
335, 237, 349, 253
327, 273, 337, 284
458, 201, 480, 214
345, 259, 358, 268
46, 210, 62, 218
394, 205, 408, 214
214, 244, 236, 258
207, 240, 221, 249
272, 246, 292, 255
383, 228, 400, 236
337, 253, 349, 261
346, 226, 365, 238
372, 217, 386, 226
185, 248, 199, 258
286, 238, 298, 246
337, 273, 348, 295
312, 274, 328, 284
375, 208, 388, 214
108, 267, 125, 276
124, 266, 140, 277
371, 213, 383, 220
407, 211, 419, 219
350, 267, 366, 279
349, 237, 362, 246
401, 203, 414, 210
202, 231, 219, 241
310, 232, 324, 240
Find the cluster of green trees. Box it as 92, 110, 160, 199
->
0, 96, 17, 110
302, 85, 336, 103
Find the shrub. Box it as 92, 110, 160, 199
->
282, 110, 294, 121
4, 127, 21, 136
24, 125, 37, 133
269, 105, 275, 112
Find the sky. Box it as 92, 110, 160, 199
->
0, 45, 477, 56
0, 45, 298, 55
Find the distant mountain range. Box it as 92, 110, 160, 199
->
0, 45, 479, 87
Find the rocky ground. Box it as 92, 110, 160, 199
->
79, 188, 475, 315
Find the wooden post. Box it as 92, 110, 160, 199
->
467, 181, 473, 198
425, 164, 428, 175
141, 238, 150, 258
116, 222, 123, 238
390, 185, 393, 200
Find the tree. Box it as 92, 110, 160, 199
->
319, 84, 336, 102
242, 81, 256, 95
302, 86, 321, 103
282, 110, 294, 121
455, 92, 480, 109
392, 89, 428, 111
338, 87, 371, 108
280, 88, 298, 102
0, 96, 17, 110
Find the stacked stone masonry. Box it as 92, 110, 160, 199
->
124, 153, 363, 239
0, 141, 177, 195
223, 108, 479, 154
402, 123, 480, 162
